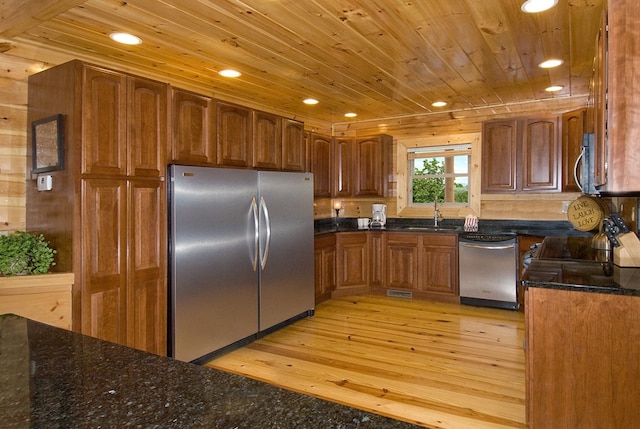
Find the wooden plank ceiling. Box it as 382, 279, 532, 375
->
0, 0, 604, 133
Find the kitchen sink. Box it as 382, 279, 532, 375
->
399, 226, 461, 232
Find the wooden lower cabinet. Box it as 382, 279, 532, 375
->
314, 231, 459, 303
418, 234, 458, 298
335, 232, 370, 295
526, 287, 640, 428
314, 234, 336, 303
81, 178, 166, 354
385, 232, 419, 290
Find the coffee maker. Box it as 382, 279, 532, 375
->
371, 204, 387, 228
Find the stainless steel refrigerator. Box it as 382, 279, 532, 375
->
168, 165, 314, 362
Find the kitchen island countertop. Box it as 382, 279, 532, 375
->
0, 314, 422, 429
522, 236, 640, 296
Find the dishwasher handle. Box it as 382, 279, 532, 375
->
459, 241, 516, 251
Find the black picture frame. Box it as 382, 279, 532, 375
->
32, 114, 64, 173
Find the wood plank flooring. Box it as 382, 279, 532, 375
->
206, 295, 526, 429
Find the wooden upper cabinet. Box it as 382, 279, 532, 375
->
253, 110, 282, 170
82, 66, 127, 176
309, 133, 332, 197
562, 109, 585, 192
82, 67, 168, 177
217, 101, 252, 168
282, 118, 306, 172
482, 119, 518, 193
170, 88, 215, 166
354, 135, 391, 197
128, 77, 167, 177
482, 116, 560, 193
591, 0, 640, 193
592, 8, 607, 188
521, 116, 560, 192
333, 137, 354, 197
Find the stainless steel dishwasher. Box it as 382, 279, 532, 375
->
459, 233, 518, 310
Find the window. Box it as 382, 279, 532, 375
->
408, 144, 471, 206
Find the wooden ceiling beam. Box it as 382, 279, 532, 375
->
0, 0, 87, 38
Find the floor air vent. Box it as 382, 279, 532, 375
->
386, 290, 413, 299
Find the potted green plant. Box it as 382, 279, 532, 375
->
0, 231, 56, 276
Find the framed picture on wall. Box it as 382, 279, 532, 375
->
32, 114, 64, 173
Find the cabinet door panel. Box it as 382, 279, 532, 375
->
334, 137, 354, 196
82, 66, 127, 176
217, 102, 252, 167
253, 110, 281, 169
562, 109, 585, 192
336, 233, 369, 289
314, 234, 336, 303
385, 233, 419, 289
127, 179, 167, 354
354, 136, 389, 197
419, 238, 458, 295
282, 119, 306, 172
481, 120, 518, 192
171, 89, 215, 165
81, 178, 127, 344
522, 117, 560, 192
310, 134, 332, 197
369, 231, 385, 287
128, 77, 167, 177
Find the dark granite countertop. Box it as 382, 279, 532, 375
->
315, 218, 592, 238
522, 236, 640, 296
0, 314, 423, 429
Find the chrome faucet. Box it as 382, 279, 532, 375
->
434, 199, 443, 226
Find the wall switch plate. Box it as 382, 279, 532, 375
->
37, 175, 53, 191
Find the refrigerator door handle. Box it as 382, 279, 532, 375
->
260, 196, 272, 270
251, 196, 259, 271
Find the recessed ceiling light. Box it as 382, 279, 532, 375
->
432, 101, 447, 107
521, 0, 558, 13
538, 59, 564, 69
344, 112, 357, 118
545, 85, 564, 92
303, 98, 319, 105
109, 32, 142, 45
218, 69, 241, 78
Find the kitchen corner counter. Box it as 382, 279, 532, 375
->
0, 314, 421, 429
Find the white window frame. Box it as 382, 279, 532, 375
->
396, 133, 481, 219
408, 144, 471, 207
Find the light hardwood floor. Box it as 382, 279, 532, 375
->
206, 295, 526, 429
